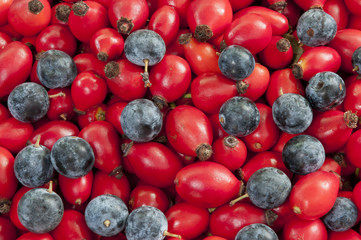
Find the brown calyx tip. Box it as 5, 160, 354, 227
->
291, 63, 303, 79
121, 141, 134, 157
344, 110, 358, 129
152, 95, 168, 110
104, 61, 120, 79
194, 24, 213, 42
95, 107, 106, 121
72, 1, 89, 17
236, 80, 249, 94
269, 1, 287, 13
236, 168, 245, 180
178, 33, 192, 45
0, 198, 11, 214
276, 38, 291, 52
97, 52, 109, 62
223, 136, 239, 148
109, 166, 123, 179
195, 143, 213, 161
117, 17, 134, 35
55, 5, 71, 23
332, 152, 347, 168
28, 0, 44, 14
265, 209, 279, 226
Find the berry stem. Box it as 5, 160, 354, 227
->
34, 135, 41, 148
48, 92, 65, 98
229, 193, 249, 206
163, 231, 182, 239
141, 59, 151, 88
47, 181, 53, 193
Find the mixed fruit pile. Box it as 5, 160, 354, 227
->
1, 0, 361, 239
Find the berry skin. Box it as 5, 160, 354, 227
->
125, 206, 169, 240
37, 49, 77, 89
218, 45, 255, 81
235, 223, 278, 240
219, 96, 260, 137
85, 194, 129, 237
17, 187, 64, 233
323, 197, 358, 232
7, 82, 49, 123
352, 46, 361, 74
50, 136, 95, 179
120, 99, 163, 142
296, 8, 337, 47
272, 93, 313, 134
305, 71, 346, 111
246, 167, 292, 209
282, 135, 325, 175
14, 140, 54, 188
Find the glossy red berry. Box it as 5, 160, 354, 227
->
0, 118, 33, 154
68, 1, 109, 43
0, 216, 16, 240
47, 88, 75, 121
242, 103, 280, 152
73, 53, 107, 79
0, 0, 14, 25
148, 5, 180, 45
149, 54, 192, 107
209, 202, 266, 239
129, 185, 169, 213
345, 129, 361, 168
187, 0, 232, 42
211, 136, 247, 171
224, 13, 272, 54
157, 0, 190, 28
35, 25, 77, 57
344, 80, 361, 117
345, 0, 361, 17
306, 110, 357, 153
17, 232, 54, 240
59, 171, 93, 206
8, 0, 51, 36
89, 28, 124, 62
282, 218, 327, 240
293, 0, 326, 10
0, 32, 11, 49
324, 0, 349, 30
28, 120, 79, 150
191, 73, 238, 114
291, 46, 341, 81
166, 105, 213, 160
108, 0, 149, 35
259, 36, 293, 70
0, 42, 32, 98
78, 121, 122, 175
71, 71, 108, 111
91, 170, 130, 204
104, 59, 146, 101
50, 2, 71, 26
166, 202, 210, 239
175, 161, 241, 208
76, 103, 108, 129
290, 171, 340, 220
105, 101, 127, 135
123, 142, 183, 187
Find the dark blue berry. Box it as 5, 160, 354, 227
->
247, 167, 291, 209
282, 135, 325, 175
352, 47, 361, 75
124, 29, 166, 67
306, 72, 346, 111
17, 187, 63, 233
37, 50, 77, 89
14, 139, 54, 188
235, 223, 279, 240
120, 99, 163, 142
50, 136, 95, 178
272, 93, 313, 134
218, 45, 255, 81
296, 8, 337, 47
219, 96, 260, 137
125, 206, 168, 240
323, 197, 358, 232
85, 194, 129, 237
7, 82, 49, 123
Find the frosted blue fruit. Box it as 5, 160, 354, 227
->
125, 206, 168, 240
85, 194, 129, 237
7, 82, 49, 123
37, 50, 77, 89
50, 136, 94, 178
120, 99, 163, 142
235, 223, 278, 240
17, 188, 63, 234
297, 8, 337, 47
